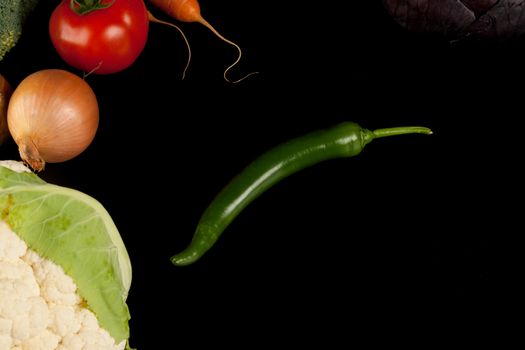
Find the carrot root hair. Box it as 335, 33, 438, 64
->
198, 18, 258, 83
148, 11, 192, 80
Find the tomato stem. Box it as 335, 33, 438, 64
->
70, 0, 115, 15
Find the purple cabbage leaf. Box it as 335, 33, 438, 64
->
383, 0, 525, 39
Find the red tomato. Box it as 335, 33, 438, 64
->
49, 0, 149, 74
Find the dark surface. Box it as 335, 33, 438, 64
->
0, 0, 518, 347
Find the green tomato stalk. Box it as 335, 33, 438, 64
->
70, 0, 115, 15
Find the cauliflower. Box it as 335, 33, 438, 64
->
0, 161, 133, 349
0, 221, 126, 350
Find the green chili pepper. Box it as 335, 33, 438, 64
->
172, 122, 432, 266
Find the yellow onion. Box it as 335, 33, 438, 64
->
7, 69, 99, 171
0, 74, 12, 144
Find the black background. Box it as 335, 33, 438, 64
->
0, 1, 520, 347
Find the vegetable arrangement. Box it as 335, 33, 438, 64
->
0, 2, 435, 349
0, 161, 132, 349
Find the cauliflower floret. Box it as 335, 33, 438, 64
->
0, 161, 31, 174
48, 305, 80, 338
0, 335, 12, 350
10, 297, 48, 341
77, 310, 126, 350
0, 221, 27, 261
20, 329, 60, 350
57, 334, 84, 350
23, 251, 80, 306
0, 222, 126, 350
0, 260, 40, 299
0, 318, 12, 335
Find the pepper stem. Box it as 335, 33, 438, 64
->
372, 126, 432, 138
363, 126, 432, 146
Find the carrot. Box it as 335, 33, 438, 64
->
148, 0, 257, 83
